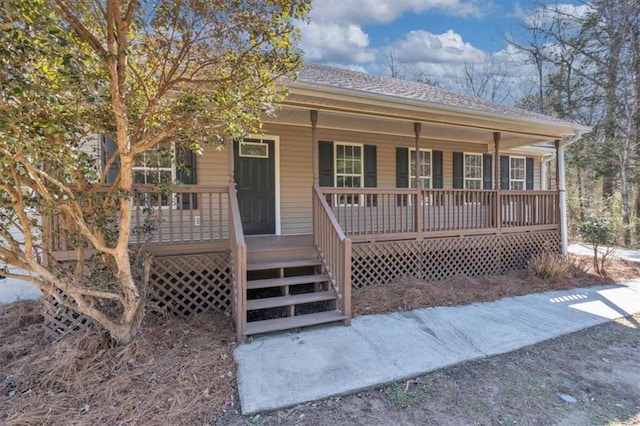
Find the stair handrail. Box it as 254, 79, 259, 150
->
312, 184, 352, 325
228, 182, 247, 341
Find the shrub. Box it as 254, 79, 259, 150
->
578, 219, 616, 276
527, 252, 572, 280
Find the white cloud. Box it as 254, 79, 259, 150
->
388, 30, 486, 64
524, 3, 592, 28
298, 21, 376, 63
310, 0, 495, 24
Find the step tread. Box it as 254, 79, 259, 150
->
245, 310, 346, 336
247, 258, 322, 271
246, 291, 336, 310
247, 274, 330, 290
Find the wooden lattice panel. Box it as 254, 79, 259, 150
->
352, 241, 422, 288
421, 235, 500, 281
43, 296, 95, 339
352, 231, 560, 288
149, 253, 231, 318
500, 231, 561, 273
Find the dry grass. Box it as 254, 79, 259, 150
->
353, 254, 640, 316
0, 301, 236, 425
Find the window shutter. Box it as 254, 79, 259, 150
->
177, 147, 198, 209
364, 145, 377, 207
396, 148, 409, 206
396, 148, 409, 188
483, 154, 492, 189
453, 152, 463, 189
318, 141, 334, 187
432, 150, 443, 189
500, 156, 510, 190
103, 135, 119, 184
526, 157, 534, 190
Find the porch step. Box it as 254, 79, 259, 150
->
247, 258, 323, 271
245, 310, 346, 336
246, 290, 337, 311
247, 273, 330, 290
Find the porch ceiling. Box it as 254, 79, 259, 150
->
266, 103, 549, 151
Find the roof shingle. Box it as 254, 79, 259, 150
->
293, 63, 575, 127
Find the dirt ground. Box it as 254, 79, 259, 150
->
1, 254, 638, 425
217, 315, 640, 426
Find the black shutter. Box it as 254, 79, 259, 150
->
483, 154, 493, 189
364, 145, 377, 207
500, 156, 510, 190
432, 150, 443, 189
453, 152, 463, 189
319, 141, 334, 187
396, 147, 409, 206
526, 157, 534, 190
177, 147, 198, 209
103, 135, 119, 184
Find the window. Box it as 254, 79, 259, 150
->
133, 144, 176, 207
509, 156, 526, 190
464, 153, 482, 189
335, 143, 362, 205
409, 149, 432, 189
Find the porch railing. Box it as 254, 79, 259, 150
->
47, 185, 229, 255
228, 182, 247, 342
321, 187, 559, 241
312, 184, 351, 324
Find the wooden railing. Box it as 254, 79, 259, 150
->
48, 185, 229, 255
321, 187, 559, 240
228, 182, 247, 342
312, 184, 352, 324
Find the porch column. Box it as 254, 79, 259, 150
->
493, 132, 501, 234
311, 110, 319, 186
414, 122, 423, 238
556, 140, 568, 257
228, 139, 235, 183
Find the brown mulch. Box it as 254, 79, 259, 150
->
353, 255, 640, 316
0, 301, 236, 425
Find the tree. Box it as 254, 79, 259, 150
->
384, 47, 407, 79
459, 58, 513, 103
0, 0, 310, 345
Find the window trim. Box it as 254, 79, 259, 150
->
334, 142, 364, 206
463, 152, 483, 190
509, 155, 526, 190
408, 148, 432, 189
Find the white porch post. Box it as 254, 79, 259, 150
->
556, 140, 568, 257
311, 110, 319, 186
541, 157, 548, 190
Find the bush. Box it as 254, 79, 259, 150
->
527, 252, 573, 280
578, 219, 616, 276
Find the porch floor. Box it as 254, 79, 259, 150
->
234, 280, 640, 415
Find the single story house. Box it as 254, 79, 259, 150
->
46, 64, 590, 341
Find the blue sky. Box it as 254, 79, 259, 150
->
296, 0, 588, 102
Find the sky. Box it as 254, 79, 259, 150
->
295, 0, 588, 103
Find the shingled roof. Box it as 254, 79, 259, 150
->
292, 63, 581, 128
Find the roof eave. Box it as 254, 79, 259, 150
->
284, 79, 592, 136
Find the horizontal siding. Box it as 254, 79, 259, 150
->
195, 123, 547, 236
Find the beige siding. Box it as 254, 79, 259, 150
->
195, 124, 547, 236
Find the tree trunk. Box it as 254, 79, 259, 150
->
621, 158, 631, 247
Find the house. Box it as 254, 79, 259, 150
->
46, 64, 590, 341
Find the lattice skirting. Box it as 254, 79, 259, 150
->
43, 295, 96, 339
352, 231, 560, 288
149, 253, 231, 318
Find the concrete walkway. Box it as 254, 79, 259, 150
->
235, 280, 640, 415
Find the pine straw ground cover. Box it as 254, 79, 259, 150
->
0, 301, 236, 425
353, 255, 640, 316
1, 254, 639, 424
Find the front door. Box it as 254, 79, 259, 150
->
234, 139, 276, 235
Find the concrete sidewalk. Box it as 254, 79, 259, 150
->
235, 280, 640, 415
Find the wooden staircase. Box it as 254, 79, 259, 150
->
243, 236, 346, 337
